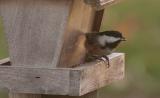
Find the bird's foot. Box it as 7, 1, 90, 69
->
97, 55, 110, 68
87, 55, 110, 68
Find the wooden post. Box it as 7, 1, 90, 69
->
58, 0, 95, 67
43, 5, 105, 98
0, 0, 72, 98
92, 10, 104, 31
0, 0, 72, 68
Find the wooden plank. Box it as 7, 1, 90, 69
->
0, 58, 10, 65
0, 66, 71, 95
43, 1, 99, 98
0, 0, 72, 67
92, 10, 104, 31
84, 0, 119, 10
58, 0, 95, 68
78, 53, 125, 95
9, 93, 98, 98
9, 93, 42, 98
0, 53, 124, 96
42, 91, 98, 98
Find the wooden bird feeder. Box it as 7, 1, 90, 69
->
0, 0, 125, 97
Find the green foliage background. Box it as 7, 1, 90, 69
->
0, 17, 8, 59
99, 0, 160, 98
0, 0, 160, 98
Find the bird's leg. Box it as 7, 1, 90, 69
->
85, 55, 110, 68
97, 55, 110, 68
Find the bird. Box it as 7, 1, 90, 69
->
85, 30, 126, 67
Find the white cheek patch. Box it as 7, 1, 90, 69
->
98, 35, 120, 46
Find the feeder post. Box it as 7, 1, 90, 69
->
43, 5, 105, 98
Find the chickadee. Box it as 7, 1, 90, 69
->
85, 30, 126, 67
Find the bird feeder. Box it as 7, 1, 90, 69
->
0, 0, 125, 97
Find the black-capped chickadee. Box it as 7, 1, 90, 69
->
85, 30, 126, 67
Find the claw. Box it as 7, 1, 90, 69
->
87, 55, 110, 68
98, 55, 110, 68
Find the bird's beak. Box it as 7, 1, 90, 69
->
121, 37, 127, 41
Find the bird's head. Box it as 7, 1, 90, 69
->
97, 31, 126, 49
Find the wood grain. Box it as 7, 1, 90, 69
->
0, 0, 124, 98
0, 66, 70, 95
84, 0, 119, 10
0, 53, 125, 96
0, 58, 10, 65
79, 53, 125, 95
42, 91, 97, 98
0, 0, 72, 67
92, 10, 104, 32
58, 0, 95, 68
9, 93, 42, 98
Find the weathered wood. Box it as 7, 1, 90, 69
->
84, 0, 119, 10
92, 10, 104, 31
9, 93, 42, 98
58, 0, 95, 68
0, 1, 124, 98
0, 58, 10, 65
42, 91, 97, 98
0, 0, 72, 67
0, 66, 70, 95
85, 0, 117, 5
79, 53, 125, 96
9, 92, 98, 98
0, 53, 125, 96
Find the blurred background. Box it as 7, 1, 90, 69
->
100, 0, 160, 98
0, 0, 160, 98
